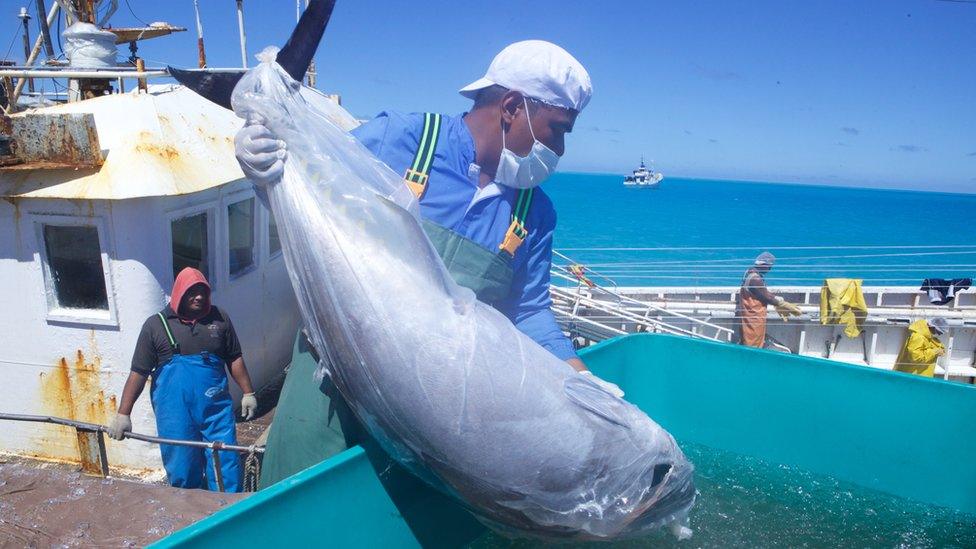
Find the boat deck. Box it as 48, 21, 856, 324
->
0, 410, 274, 547
552, 283, 976, 379
0, 458, 245, 547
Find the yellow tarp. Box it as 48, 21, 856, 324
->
820, 278, 868, 338
893, 320, 945, 378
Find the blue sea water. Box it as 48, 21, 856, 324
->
544, 174, 976, 287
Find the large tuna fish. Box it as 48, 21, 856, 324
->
231, 49, 695, 540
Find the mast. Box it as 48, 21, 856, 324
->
34, 0, 54, 58
193, 0, 206, 68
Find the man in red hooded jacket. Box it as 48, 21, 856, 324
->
107, 267, 257, 492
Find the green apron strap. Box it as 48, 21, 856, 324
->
499, 188, 534, 257
403, 113, 442, 199
157, 312, 178, 352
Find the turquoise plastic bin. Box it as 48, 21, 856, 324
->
156, 334, 976, 546
586, 334, 976, 515
152, 446, 419, 548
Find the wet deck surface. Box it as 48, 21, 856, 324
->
0, 393, 278, 547
0, 458, 246, 547
236, 408, 275, 447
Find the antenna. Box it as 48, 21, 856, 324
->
18, 7, 34, 92
235, 0, 247, 68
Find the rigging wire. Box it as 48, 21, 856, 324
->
2, 2, 30, 62
553, 250, 976, 266
123, 0, 151, 27
555, 262, 976, 269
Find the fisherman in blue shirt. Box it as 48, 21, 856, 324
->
236, 40, 621, 396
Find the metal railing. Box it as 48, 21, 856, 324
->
550, 252, 735, 345
0, 412, 263, 492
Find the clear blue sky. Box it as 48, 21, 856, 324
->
3, 0, 974, 192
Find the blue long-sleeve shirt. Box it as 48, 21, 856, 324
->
351, 111, 576, 360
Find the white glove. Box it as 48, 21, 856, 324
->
234, 122, 287, 189
579, 370, 625, 398
107, 413, 131, 441
241, 393, 258, 420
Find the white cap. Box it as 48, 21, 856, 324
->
929, 317, 948, 335
459, 40, 592, 112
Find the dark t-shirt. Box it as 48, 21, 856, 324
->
130, 306, 243, 376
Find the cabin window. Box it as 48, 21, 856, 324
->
42, 225, 109, 311
171, 212, 210, 280
228, 198, 255, 277
268, 213, 282, 257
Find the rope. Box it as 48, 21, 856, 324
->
244, 445, 261, 492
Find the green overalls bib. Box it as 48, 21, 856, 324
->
404, 113, 534, 306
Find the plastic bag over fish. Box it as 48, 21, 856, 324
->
231, 48, 695, 540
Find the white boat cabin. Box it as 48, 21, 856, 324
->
0, 85, 300, 475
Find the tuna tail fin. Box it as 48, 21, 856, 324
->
169, 0, 336, 109
166, 67, 245, 109
277, 0, 335, 82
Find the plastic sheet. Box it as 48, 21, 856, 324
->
231, 48, 695, 540
62, 23, 117, 68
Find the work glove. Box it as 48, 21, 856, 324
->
235, 121, 287, 190
579, 370, 625, 398
774, 297, 802, 321
107, 413, 131, 441
241, 393, 258, 421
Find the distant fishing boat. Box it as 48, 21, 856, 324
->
623, 156, 663, 188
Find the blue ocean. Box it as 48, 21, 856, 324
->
545, 173, 976, 287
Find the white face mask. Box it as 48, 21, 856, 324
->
495, 98, 560, 189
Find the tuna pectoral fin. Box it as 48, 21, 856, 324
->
563, 376, 631, 428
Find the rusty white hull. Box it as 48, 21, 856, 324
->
0, 86, 300, 475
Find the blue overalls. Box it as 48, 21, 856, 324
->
151, 312, 241, 492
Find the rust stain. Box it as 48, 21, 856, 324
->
134, 141, 181, 161
8, 114, 103, 167
8, 196, 23, 257
39, 349, 114, 426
